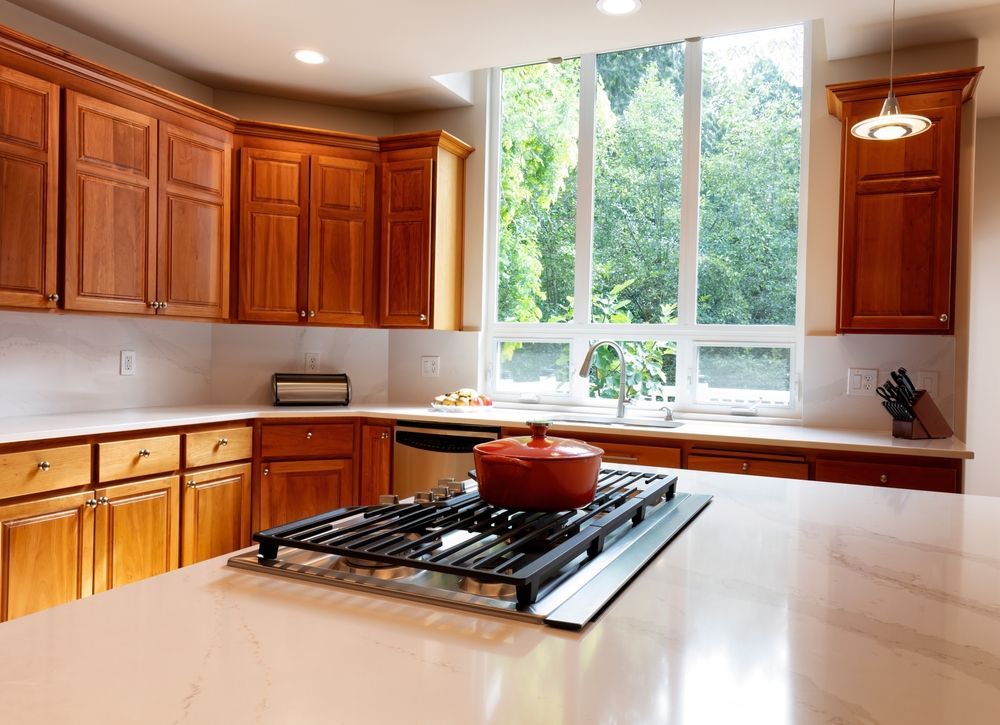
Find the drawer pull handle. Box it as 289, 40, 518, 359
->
138, 448, 151, 458
880, 474, 888, 484
218, 437, 229, 447
741, 462, 750, 472
37, 461, 52, 471
97, 496, 109, 506
85, 499, 98, 508
306, 431, 313, 440
262, 467, 270, 477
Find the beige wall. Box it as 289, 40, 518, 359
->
213, 89, 394, 135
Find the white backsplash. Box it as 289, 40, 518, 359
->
0, 311, 212, 416
387, 330, 481, 403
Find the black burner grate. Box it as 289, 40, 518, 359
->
253, 468, 677, 605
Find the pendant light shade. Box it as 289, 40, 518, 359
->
850, 0, 932, 141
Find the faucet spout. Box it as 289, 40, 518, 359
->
579, 340, 628, 419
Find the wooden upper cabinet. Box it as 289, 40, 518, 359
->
238, 147, 309, 323
0, 65, 59, 310
309, 155, 375, 325
827, 68, 981, 334
378, 132, 471, 330
64, 91, 158, 315
157, 123, 232, 319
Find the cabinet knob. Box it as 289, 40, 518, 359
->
85, 499, 98, 508
138, 448, 151, 458
149, 301, 160, 309
186, 479, 198, 488
379, 432, 389, 439
309, 310, 316, 318
741, 462, 750, 472
97, 496, 109, 506
159, 301, 168, 310
47, 293, 59, 303
262, 467, 270, 477
218, 437, 229, 447
306, 431, 313, 439
419, 313, 427, 322
880, 473, 888, 484
939, 313, 949, 323
37, 461, 51, 471
299, 310, 307, 318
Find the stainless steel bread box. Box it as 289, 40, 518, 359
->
272, 373, 352, 406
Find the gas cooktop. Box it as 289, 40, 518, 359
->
228, 468, 711, 630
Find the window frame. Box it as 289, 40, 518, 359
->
482, 26, 810, 420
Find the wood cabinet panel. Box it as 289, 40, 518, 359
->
98, 434, 180, 482
595, 440, 681, 468
156, 123, 231, 319
309, 155, 374, 325
93, 475, 179, 593
259, 459, 353, 530
359, 424, 392, 505
260, 423, 354, 459
0, 444, 92, 499
0, 491, 95, 622
687, 454, 808, 480
64, 91, 157, 314
181, 463, 251, 565
184, 426, 252, 469
238, 148, 308, 323
379, 159, 432, 327
0, 65, 58, 309
814, 459, 958, 493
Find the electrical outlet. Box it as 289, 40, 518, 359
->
917, 370, 939, 397
120, 350, 136, 376
847, 367, 877, 396
304, 352, 321, 373
421, 356, 441, 378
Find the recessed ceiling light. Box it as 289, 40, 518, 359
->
293, 49, 327, 65
595, 0, 642, 15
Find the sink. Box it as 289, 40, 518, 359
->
546, 414, 683, 429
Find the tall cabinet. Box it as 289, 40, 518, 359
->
827, 67, 981, 334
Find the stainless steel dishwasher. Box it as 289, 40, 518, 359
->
392, 422, 500, 499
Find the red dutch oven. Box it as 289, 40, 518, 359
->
473, 421, 604, 511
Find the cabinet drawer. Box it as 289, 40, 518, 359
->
184, 426, 252, 469
814, 459, 958, 493
98, 435, 180, 482
593, 440, 680, 468
0, 445, 92, 499
687, 454, 808, 480
260, 424, 354, 459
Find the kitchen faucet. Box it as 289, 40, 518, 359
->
579, 340, 629, 419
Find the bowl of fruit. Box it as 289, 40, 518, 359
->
431, 388, 493, 412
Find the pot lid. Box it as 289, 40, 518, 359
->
474, 421, 603, 459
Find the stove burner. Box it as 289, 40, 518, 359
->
458, 576, 518, 600
332, 556, 415, 580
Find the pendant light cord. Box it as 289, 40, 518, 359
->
889, 0, 895, 97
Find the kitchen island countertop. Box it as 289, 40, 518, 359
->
0, 403, 973, 459
1, 467, 997, 724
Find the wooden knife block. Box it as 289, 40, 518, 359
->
891, 390, 953, 439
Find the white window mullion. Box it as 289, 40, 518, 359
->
678, 39, 703, 328
574, 53, 597, 329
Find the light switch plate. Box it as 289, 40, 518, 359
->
421, 356, 441, 378
847, 367, 877, 396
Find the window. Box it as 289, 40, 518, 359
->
487, 25, 805, 417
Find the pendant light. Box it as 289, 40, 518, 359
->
851, 0, 932, 140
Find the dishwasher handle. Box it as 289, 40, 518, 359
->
394, 429, 497, 454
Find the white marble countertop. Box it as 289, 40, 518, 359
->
0, 403, 972, 459
0, 467, 997, 724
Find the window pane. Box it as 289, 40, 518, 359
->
497, 60, 580, 323
587, 340, 676, 402
495, 341, 571, 396
697, 26, 803, 325
593, 44, 685, 324
696, 346, 791, 406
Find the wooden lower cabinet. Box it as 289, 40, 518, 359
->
93, 475, 180, 594
814, 459, 958, 493
687, 454, 809, 480
0, 491, 95, 622
359, 424, 392, 505
259, 459, 354, 530
181, 463, 251, 565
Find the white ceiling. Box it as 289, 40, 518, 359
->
6, 0, 1000, 112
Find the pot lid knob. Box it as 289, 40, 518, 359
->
528, 420, 552, 439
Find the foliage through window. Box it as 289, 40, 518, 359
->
490, 26, 804, 415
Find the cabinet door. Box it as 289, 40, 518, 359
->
93, 475, 179, 593
0, 65, 59, 309
359, 424, 392, 505
379, 158, 432, 327
259, 459, 354, 530
0, 491, 95, 622
687, 454, 808, 480
64, 91, 157, 314
309, 155, 375, 325
181, 463, 251, 565
157, 123, 232, 319
238, 148, 308, 323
